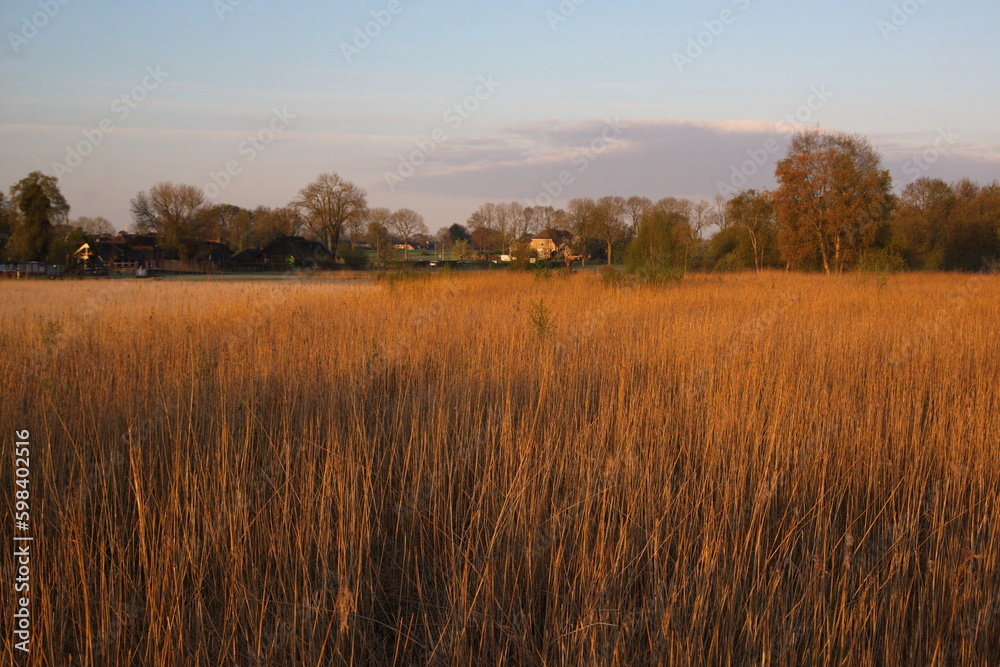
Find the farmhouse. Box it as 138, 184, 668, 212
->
183, 240, 233, 268
73, 240, 148, 274
229, 248, 268, 266
530, 228, 573, 259
262, 236, 331, 267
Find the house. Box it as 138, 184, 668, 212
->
230, 248, 268, 265
110, 233, 160, 267
262, 236, 331, 267
530, 229, 573, 259
183, 240, 233, 268
73, 241, 147, 274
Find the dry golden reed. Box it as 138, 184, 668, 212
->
1, 271, 998, 665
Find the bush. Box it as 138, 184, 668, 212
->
600, 265, 681, 288
338, 243, 371, 271
858, 247, 906, 274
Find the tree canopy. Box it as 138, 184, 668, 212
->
6, 171, 69, 261
774, 130, 894, 273
4, 134, 998, 274
130, 182, 212, 255
292, 173, 367, 257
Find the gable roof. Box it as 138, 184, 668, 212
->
230, 248, 266, 263
532, 228, 573, 244
76, 241, 145, 264
262, 236, 330, 262
183, 240, 233, 261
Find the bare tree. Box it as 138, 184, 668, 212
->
365, 206, 393, 232
131, 182, 211, 253
524, 205, 565, 235
691, 201, 716, 238
344, 217, 365, 249
592, 196, 628, 265
713, 194, 729, 230
74, 216, 115, 238
726, 190, 776, 272
202, 203, 246, 243
566, 198, 597, 266
467, 202, 499, 256
511, 202, 540, 242
655, 197, 693, 220
494, 202, 522, 255
251, 206, 302, 248
292, 173, 367, 257
624, 196, 652, 234
679, 200, 717, 272
367, 220, 393, 266
389, 208, 428, 259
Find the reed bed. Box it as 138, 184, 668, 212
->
1, 271, 998, 665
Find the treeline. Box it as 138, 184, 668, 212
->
0, 172, 428, 266
2, 130, 998, 272
455, 132, 1000, 274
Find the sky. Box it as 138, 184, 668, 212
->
2, 0, 999, 233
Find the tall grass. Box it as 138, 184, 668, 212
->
1, 272, 998, 665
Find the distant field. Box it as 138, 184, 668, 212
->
2, 272, 998, 665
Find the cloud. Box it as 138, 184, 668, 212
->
378, 118, 1000, 203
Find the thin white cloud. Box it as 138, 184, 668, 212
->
0, 122, 396, 144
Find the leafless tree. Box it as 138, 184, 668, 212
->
624, 196, 652, 234
292, 173, 367, 256
593, 196, 628, 265
566, 198, 597, 266
389, 208, 428, 259
74, 216, 115, 238
131, 182, 211, 253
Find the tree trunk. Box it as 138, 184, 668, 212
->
748, 228, 761, 272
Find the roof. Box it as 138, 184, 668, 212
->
77, 241, 145, 264
532, 228, 573, 244
262, 236, 330, 262
230, 248, 266, 263
111, 233, 159, 251
183, 240, 233, 261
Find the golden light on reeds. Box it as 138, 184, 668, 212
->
1, 271, 997, 665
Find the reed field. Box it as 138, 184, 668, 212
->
2, 270, 999, 666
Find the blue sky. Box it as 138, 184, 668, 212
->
2, 0, 998, 232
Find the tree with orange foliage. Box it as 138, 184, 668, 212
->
774, 130, 893, 273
